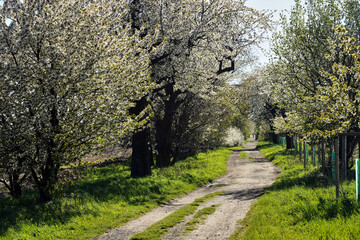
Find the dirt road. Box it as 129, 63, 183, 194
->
95, 138, 280, 240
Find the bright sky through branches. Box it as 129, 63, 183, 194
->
245, 0, 295, 65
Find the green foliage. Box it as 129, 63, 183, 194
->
232, 142, 360, 239
269, 0, 360, 140
130, 193, 223, 240
0, 148, 232, 240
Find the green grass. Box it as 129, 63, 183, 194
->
248, 157, 254, 161
229, 142, 360, 240
184, 204, 221, 233
0, 148, 233, 240
130, 192, 223, 240
229, 145, 245, 150
239, 152, 249, 159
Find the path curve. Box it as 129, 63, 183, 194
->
95, 137, 281, 240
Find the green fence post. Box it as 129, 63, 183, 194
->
303, 142, 306, 168
357, 159, 360, 201
332, 152, 336, 183
306, 144, 309, 162
313, 146, 317, 167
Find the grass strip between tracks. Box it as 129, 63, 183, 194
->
130, 192, 224, 240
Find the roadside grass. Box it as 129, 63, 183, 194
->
239, 152, 249, 159
130, 192, 223, 240
184, 204, 221, 233
248, 157, 254, 162
0, 148, 233, 240
229, 142, 360, 240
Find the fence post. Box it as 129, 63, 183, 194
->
344, 136, 347, 181
304, 142, 307, 169
335, 138, 340, 198
332, 151, 335, 184
313, 146, 317, 167
356, 159, 360, 201
306, 143, 309, 162
321, 139, 325, 174
295, 137, 298, 157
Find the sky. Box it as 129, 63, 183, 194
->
0, 0, 295, 66
245, 0, 296, 66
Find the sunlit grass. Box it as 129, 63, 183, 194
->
239, 152, 249, 159
184, 204, 221, 233
229, 142, 360, 240
0, 148, 233, 240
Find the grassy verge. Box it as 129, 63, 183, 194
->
229, 142, 360, 239
130, 192, 223, 240
0, 148, 233, 240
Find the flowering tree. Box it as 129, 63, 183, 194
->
0, 0, 152, 201
126, 0, 272, 176
268, 0, 360, 171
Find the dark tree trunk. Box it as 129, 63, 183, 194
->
155, 85, 182, 168
11, 182, 22, 198
130, 97, 152, 177
8, 172, 22, 198
131, 128, 152, 177
155, 116, 172, 167
7, 156, 26, 198
30, 95, 61, 203
286, 135, 293, 149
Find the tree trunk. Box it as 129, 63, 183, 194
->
130, 97, 152, 177
32, 99, 61, 203
155, 116, 172, 167
8, 172, 22, 198
286, 135, 293, 149
131, 128, 152, 177
155, 85, 182, 168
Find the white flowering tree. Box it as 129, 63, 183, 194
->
0, 0, 152, 201
126, 0, 272, 176
268, 0, 360, 171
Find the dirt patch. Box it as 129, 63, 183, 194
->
95, 137, 281, 240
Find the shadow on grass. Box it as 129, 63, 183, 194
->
0, 152, 222, 237
0, 161, 172, 236
270, 168, 330, 191
257, 142, 360, 220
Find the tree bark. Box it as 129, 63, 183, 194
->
155, 85, 182, 168
130, 97, 152, 177
286, 135, 293, 149
131, 128, 152, 177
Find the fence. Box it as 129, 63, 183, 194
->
281, 133, 360, 200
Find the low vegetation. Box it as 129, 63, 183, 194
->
184, 204, 221, 233
239, 152, 249, 159
230, 142, 360, 239
0, 148, 232, 240
130, 192, 223, 240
